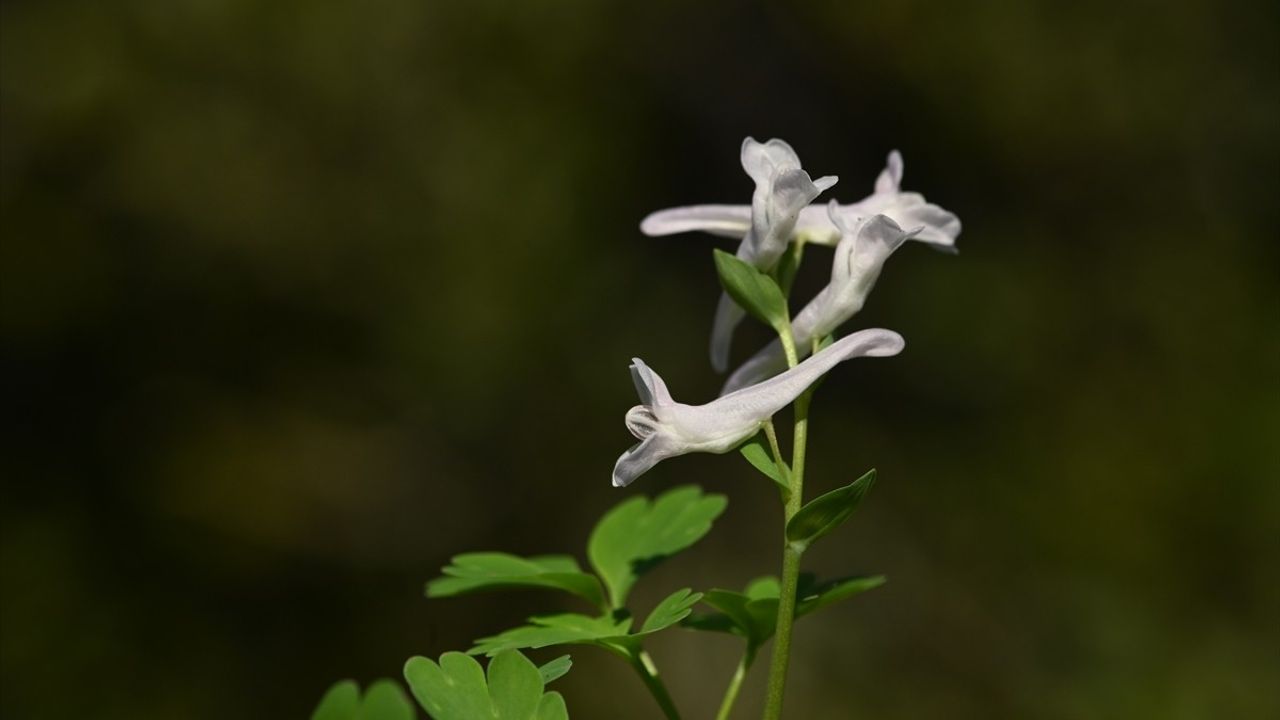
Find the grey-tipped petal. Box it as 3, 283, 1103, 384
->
629, 358, 673, 407
640, 205, 752, 238
898, 202, 962, 248
612, 434, 678, 487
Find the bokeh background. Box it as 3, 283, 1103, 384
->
3, 0, 1278, 718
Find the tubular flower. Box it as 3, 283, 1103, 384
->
640, 149, 960, 251
612, 328, 904, 487
708, 138, 837, 374
721, 206, 918, 394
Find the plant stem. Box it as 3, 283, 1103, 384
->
777, 319, 799, 369
630, 649, 682, 720
715, 649, 755, 720
762, 387, 813, 720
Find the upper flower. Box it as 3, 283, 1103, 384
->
640, 149, 960, 251
706, 138, 837, 373
612, 328, 905, 487
721, 206, 918, 394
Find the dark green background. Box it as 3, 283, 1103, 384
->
3, 1, 1277, 718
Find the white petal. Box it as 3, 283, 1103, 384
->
639, 205, 752, 238
704, 329, 905, 426
629, 358, 673, 407
874, 150, 904, 194
615, 329, 905, 486
813, 175, 839, 193
793, 204, 842, 245
612, 434, 680, 487
741, 137, 800, 184
709, 292, 745, 374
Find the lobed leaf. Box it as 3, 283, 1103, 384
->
639, 588, 703, 634
312, 681, 360, 720
403, 650, 569, 720
785, 469, 876, 552
587, 485, 726, 608
472, 590, 704, 658
469, 614, 632, 657
426, 553, 605, 610
311, 679, 414, 720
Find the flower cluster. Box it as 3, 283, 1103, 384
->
614, 138, 960, 487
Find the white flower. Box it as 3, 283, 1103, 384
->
640, 149, 960, 251
721, 206, 918, 394
707, 138, 837, 374
612, 328, 905, 487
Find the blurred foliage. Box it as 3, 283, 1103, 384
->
2, 0, 1277, 718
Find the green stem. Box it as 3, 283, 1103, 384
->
776, 318, 799, 369
715, 648, 756, 720
630, 650, 682, 720
762, 387, 813, 720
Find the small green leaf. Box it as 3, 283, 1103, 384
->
738, 434, 790, 494
684, 573, 883, 648
797, 575, 886, 617
312, 681, 360, 720
588, 485, 727, 608
426, 553, 605, 610
403, 651, 569, 720
774, 240, 806, 298
639, 588, 703, 633
785, 469, 876, 551
713, 249, 789, 333
469, 614, 632, 657
537, 655, 572, 685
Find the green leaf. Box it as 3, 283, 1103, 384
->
640, 588, 702, 633
588, 485, 727, 608
537, 655, 572, 685
426, 553, 605, 610
774, 240, 806, 298
470, 614, 632, 657
738, 434, 790, 494
488, 651, 544, 720
713, 249, 789, 333
536, 692, 569, 720
472, 590, 703, 658
797, 575, 886, 617
684, 574, 884, 648
312, 681, 360, 720
361, 681, 415, 720
312, 679, 415, 720
403, 651, 569, 720
785, 469, 876, 552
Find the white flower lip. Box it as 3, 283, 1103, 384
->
721, 207, 920, 395
612, 328, 905, 487
639, 149, 960, 251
